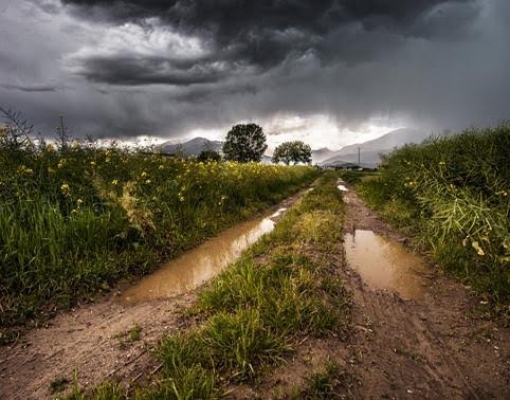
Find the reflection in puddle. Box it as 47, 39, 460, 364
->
271, 208, 287, 218
344, 230, 428, 299
120, 212, 283, 305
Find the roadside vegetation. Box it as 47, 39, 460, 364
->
66, 173, 350, 399
349, 124, 510, 312
0, 113, 319, 335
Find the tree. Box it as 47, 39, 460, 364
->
272, 140, 312, 165
222, 123, 268, 163
198, 149, 221, 162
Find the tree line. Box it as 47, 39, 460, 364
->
200, 123, 312, 165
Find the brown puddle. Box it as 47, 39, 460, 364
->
119, 210, 285, 305
344, 230, 429, 299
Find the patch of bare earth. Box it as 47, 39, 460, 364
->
0, 290, 190, 399
239, 186, 510, 399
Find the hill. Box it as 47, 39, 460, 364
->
311, 147, 335, 164
320, 128, 428, 166
160, 137, 223, 156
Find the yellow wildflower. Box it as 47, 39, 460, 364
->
471, 241, 485, 256
61, 183, 71, 196
17, 165, 33, 175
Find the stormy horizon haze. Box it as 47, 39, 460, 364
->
1, 0, 510, 150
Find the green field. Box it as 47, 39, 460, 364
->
0, 128, 319, 332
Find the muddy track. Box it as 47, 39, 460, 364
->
341, 187, 510, 399
0, 282, 190, 399
2, 185, 510, 399
0, 193, 304, 400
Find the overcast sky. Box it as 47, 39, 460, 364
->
1, 0, 509, 149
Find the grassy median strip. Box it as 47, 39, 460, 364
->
117, 172, 350, 399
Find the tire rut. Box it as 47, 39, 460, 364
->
341, 186, 510, 399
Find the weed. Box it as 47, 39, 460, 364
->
129, 324, 142, 341
50, 376, 69, 394
93, 381, 125, 400
64, 370, 85, 400
202, 309, 289, 380
136, 366, 222, 400
140, 174, 350, 396
301, 360, 354, 399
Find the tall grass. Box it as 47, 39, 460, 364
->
355, 124, 510, 306
0, 117, 319, 330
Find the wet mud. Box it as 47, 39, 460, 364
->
121, 210, 284, 304
339, 185, 510, 399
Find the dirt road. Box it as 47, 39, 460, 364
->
340, 187, 510, 399
1, 185, 509, 399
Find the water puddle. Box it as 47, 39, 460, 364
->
344, 230, 428, 299
337, 179, 349, 192
270, 208, 287, 219
120, 210, 285, 305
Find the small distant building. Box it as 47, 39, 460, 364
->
320, 162, 377, 171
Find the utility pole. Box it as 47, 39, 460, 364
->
357, 147, 361, 166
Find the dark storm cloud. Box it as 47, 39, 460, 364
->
62, 0, 472, 32
28, 0, 61, 15
170, 83, 258, 103
1, 83, 57, 92
2, 0, 508, 146
61, 0, 479, 86
75, 56, 232, 86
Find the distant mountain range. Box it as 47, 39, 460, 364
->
317, 128, 428, 167
311, 147, 335, 164
160, 128, 431, 167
